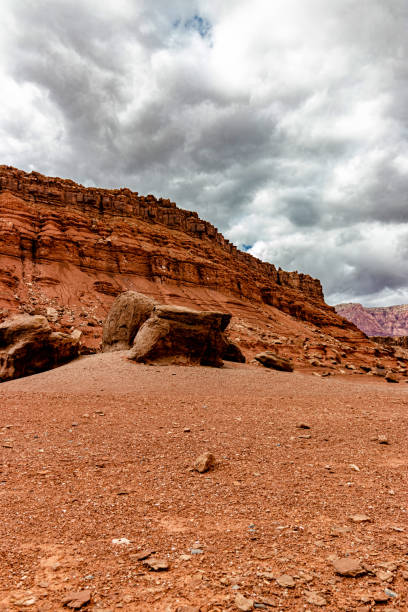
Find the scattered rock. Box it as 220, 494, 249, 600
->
134, 549, 155, 561
144, 557, 170, 571
254, 351, 293, 372
193, 451, 215, 473
332, 557, 366, 577
276, 574, 295, 588
385, 372, 399, 383
112, 537, 131, 546
305, 591, 327, 606
349, 513, 371, 523
62, 590, 91, 609
235, 593, 254, 611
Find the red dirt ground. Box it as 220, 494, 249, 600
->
0, 353, 407, 611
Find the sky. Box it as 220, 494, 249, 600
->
1, 0, 408, 307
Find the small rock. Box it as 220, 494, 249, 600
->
297, 423, 311, 429
349, 464, 360, 472
384, 587, 398, 598
378, 435, 389, 444
376, 570, 394, 582
62, 590, 91, 609
235, 593, 254, 611
332, 557, 366, 577
330, 525, 351, 537
112, 538, 131, 546
373, 591, 390, 602
190, 548, 204, 554
144, 557, 170, 571
276, 574, 295, 588
193, 451, 215, 473
305, 591, 327, 606
134, 549, 155, 561
385, 372, 399, 383
349, 513, 371, 523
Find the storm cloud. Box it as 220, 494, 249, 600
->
1, 0, 408, 306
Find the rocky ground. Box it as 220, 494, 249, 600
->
0, 353, 407, 611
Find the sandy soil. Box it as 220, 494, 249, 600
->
0, 353, 407, 611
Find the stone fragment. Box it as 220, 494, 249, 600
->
193, 451, 215, 473
332, 557, 366, 577
144, 557, 169, 571
305, 591, 327, 606
349, 514, 371, 523
102, 291, 157, 351
378, 435, 389, 444
385, 372, 399, 383
112, 537, 131, 546
62, 590, 91, 609
235, 593, 254, 611
276, 574, 295, 588
376, 570, 394, 582
254, 351, 293, 372
373, 591, 390, 602
297, 423, 311, 429
134, 549, 155, 561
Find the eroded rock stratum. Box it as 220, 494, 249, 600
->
0, 164, 401, 371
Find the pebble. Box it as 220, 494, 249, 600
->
190, 548, 203, 554
193, 451, 215, 473
144, 557, 170, 571
111, 538, 131, 546
332, 557, 366, 577
61, 590, 91, 609
276, 574, 295, 588
349, 464, 360, 471
297, 423, 311, 429
305, 591, 327, 606
376, 570, 394, 582
349, 513, 371, 523
235, 593, 254, 611
378, 435, 389, 444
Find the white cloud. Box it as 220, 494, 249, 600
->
0, 0, 408, 306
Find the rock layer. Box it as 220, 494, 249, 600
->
0, 165, 399, 371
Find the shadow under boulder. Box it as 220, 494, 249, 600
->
128, 304, 232, 367
0, 314, 80, 382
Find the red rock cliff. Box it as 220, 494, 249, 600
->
0, 165, 373, 360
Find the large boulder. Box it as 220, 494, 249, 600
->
102, 291, 157, 351
0, 314, 80, 382
128, 304, 231, 367
254, 351, 293, 372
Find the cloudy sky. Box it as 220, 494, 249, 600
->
1, 0, 408, 306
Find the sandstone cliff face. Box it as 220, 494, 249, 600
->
0, 165, 392, 370
335, 302, 408, 337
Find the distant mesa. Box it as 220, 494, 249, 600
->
335, 302, 408, 337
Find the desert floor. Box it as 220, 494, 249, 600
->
0, 353, 407, 611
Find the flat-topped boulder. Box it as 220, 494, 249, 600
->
0, 314, 80, 382
128, 304, 232, 367
102, 291, 157, 352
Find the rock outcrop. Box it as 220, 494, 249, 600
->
0, 165, 403, 373
128, 305, 231, 367
102, 291, 157, 352
0, 314, 80, 381
335, 302, 408, 337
